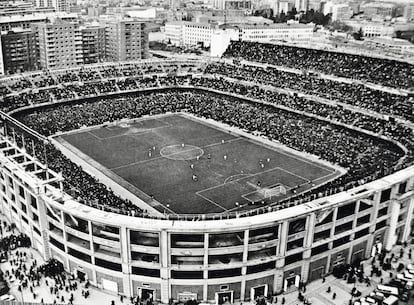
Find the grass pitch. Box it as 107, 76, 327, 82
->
59, 113, 340, 215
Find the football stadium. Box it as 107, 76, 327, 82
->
0, 42, 413, 304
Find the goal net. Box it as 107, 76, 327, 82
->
262, 184, 287, 199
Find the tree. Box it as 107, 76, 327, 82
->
353, 27, 364, 40
329, 21, 353, 32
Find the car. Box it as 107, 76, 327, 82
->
0, 294, 15, 301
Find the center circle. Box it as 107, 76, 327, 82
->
160, 144, 204, 161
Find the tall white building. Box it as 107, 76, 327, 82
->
331, 4, 353, 21
166, 20, 314, 50
165, 21, 218, 48
213, 0, 252, 11
404, 5, 414, 21
295, 0, 308, 11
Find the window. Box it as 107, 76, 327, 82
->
355, 228, 369, 239
398, 182, 407, 194
378, 207, 388, 217
335, 221, 353, 235
285, 253, 303, 265
209, 268, 241, 278
95, 258, 121, 271
132, 267, 160, 277
209, 232, 244, 247
288, 218, 306, 235
50, 236, 64, 251
316, 211, 333, 226
357, 215, 370, 227
249, 225, 278, 243
311, 243, 329, 256
359, 200, 373, 213
68, 247, 91, 263
171, 234, 204, 248
314, 229, 331, 242
172, 270, 203, 279
247, 262, 275, 274
333, 235, 350, 248
287, 238, 304, 251
130, 231, 159, 246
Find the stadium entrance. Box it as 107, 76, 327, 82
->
75, 269, 87, 282
250, 284, 268, 300
138, 287, 155, 302
177, 292, 197, 303
309, 266, 325, 282
283, 274, 300, 292
215, 291, 233, 305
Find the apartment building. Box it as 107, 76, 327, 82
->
0, 29, 39, 75
103, 19, 148, 62
32, 18, 82, 69
80, 25, 106, 64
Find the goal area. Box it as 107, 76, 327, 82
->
261, 184, 287, 199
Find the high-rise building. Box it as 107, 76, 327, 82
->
80, 25, 106, 64
213, 0, 252, 11
404, 5, 414, 21
34, 0, 71, 13
295, 0, 308, 11
360, 2, 395, 18
32, 18, 82, 70
0, 29, 39, 75
103, 19, 148, 62
0, 0, 55, 16
331, 3, 353, 21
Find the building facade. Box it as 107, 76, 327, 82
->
213, 0, 252, 11
233, 23, 314, 42
0, 123, 412, 304
35, 0, 71, 13
330, 4, 353, 22
104, 19, 148, 62
80, 25, 106, 65
0, 29, 39, 75
360, 2, 395, 18
404, 5, 414, 22
32, 18, 82, 69
0, 61, 412, 304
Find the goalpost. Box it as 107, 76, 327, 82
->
262, 184, 287, 199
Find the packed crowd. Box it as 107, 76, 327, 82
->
190, 77, 414, 161
14, 89, 407, 215
223, 41, 414, 89
0, 53, 411, 217
3, 246, 90, 304
204, 63, 414, 122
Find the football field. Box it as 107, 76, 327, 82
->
58, 113, 341, 215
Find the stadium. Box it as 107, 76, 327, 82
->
0, 42, 413, 304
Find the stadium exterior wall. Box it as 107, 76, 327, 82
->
0, 136, 413, 304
